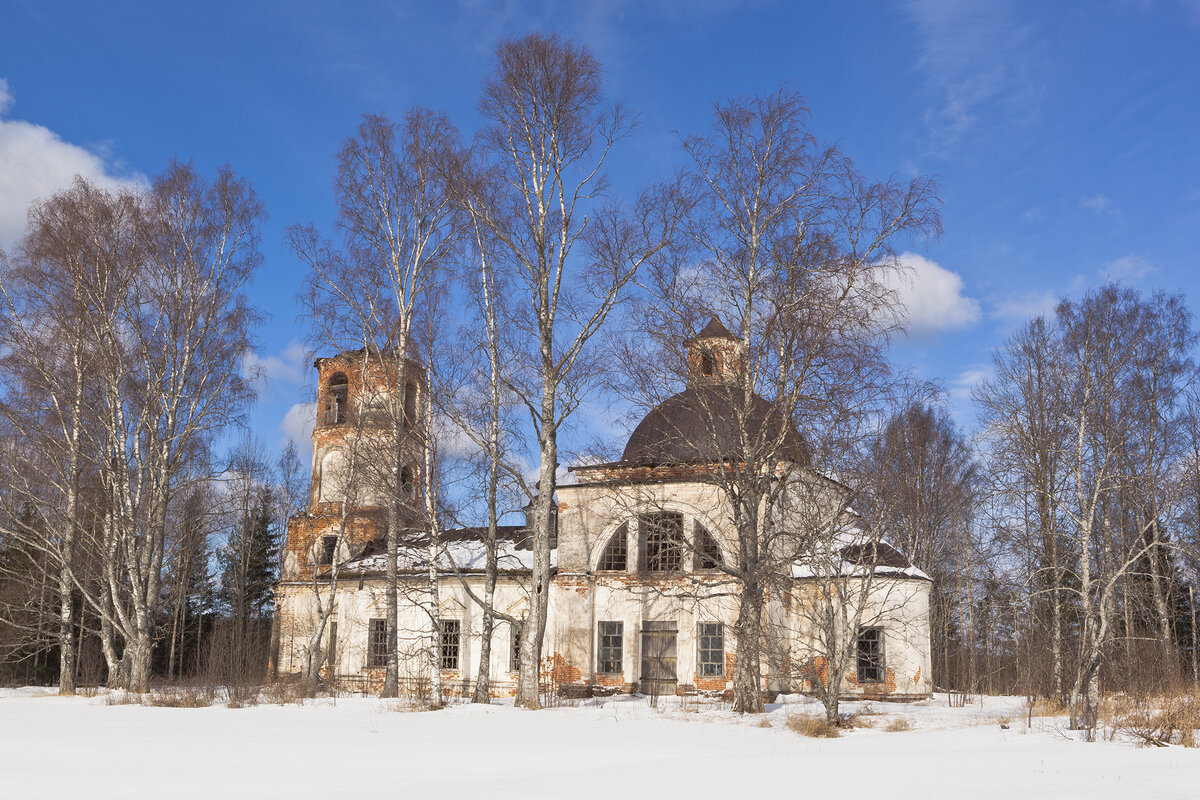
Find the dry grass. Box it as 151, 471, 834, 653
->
1104, 694, 1200, 748
884, 717, 912, 732
144, 686, 218, 708
788, 715, 841, 738
260, 681, 306, 706
844, 713, 875, 729
1031, 696, 1067, 717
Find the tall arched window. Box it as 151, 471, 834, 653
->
700, 351, 717, 377
400, 462, 418, 499
326, 372, 348, 425
318, 450, 348, 503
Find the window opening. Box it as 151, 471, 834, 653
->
318, 535, 337, 566
640, 512, 685, 572
698, 622, 724, 677
510, 622, 522, 672
700, 351, 717, 377
440, 619, 461, 670
403, 380, 418, 428
856, 627, 885, 683
694, 523, 722, 570
598, 524, 627, 571
400, 463, 417, 498
326, 372, 348, 425
367, 619, 387, 668
597, 621, 623, 674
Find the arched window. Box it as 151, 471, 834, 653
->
700, 351, 717, 377
317, 535, 338, 566
318, 450, 347, 503
326, 372, 348, 425
400, 462, 418, 499
694, 523, 722, 570
598, 524, 628, 571
403, 379, 419, 428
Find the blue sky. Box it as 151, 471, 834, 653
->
2, 0, 1198, 463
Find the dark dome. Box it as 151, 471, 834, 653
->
622, 385, 808, 467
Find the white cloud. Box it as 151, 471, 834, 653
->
280, 402, 315, 453
242, 341, 310, 396
1080, 194, 1113, 215
990, 288, 1058, 323
0, 78, 142, 249
884, 252, 981, 335
1100, 254, 1157, 282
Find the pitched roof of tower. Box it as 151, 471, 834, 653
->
687, 316, 738, 343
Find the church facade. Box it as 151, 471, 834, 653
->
273, 322, 933, 700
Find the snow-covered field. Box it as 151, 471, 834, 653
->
2, 688, 1198, 799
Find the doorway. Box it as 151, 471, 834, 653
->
640, 620, 678, 697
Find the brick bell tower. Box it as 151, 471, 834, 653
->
280, 347, 426, 582
683, 316, 744, 386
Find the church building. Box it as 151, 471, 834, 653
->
273, 320, 933, 700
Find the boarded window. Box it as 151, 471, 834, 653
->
325, 372, 348, 425
598, 524, 627, 571
694, 523, 722, 570
597, 621, 623, 674
317, 535, 337, 565
639, 512, 685, 572
856, 627, 885, 683
510, 622, 522, 672
440, 619, 461, 671
697, 622, 724, 677
367, 619, 387, 668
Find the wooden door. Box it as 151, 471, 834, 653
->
641, 621, 678, 696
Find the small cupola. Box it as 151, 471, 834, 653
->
684, 317, 743, 386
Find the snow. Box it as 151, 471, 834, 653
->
1, 689, 1198, 799
344, 537, 553, 574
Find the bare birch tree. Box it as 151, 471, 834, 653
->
618, 88, 940, 713
466, 33, 682, 708
291, 110, 462, 697
0, 179, 140, 693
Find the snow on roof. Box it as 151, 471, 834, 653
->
788, 524, 931, 581
340, 526, 554, 576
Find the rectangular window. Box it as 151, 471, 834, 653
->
318, 535, 337, 566
640, 512, 685, 572
697, 622, 724, 677
597, 621, 623, 674
510, 622, 522, 672
440, 619, 461, 671
367, 619, 386, 668
856, 627, 885, 683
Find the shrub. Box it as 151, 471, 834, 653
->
788, 715, 841, 738
885, 718, 912, 732
144, 686, 217, 708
